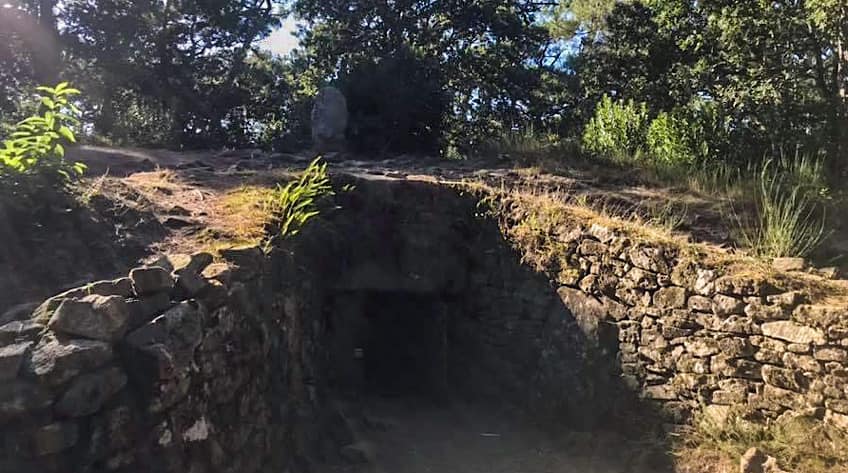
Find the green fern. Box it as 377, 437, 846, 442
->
265, 157, 335, 243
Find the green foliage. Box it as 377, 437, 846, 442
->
582, 95, 649, 162
0, 82, 85, 182
646, 111, 696, 166
733, 158, 828, 258
265, 157, 334, 243
293, 0, 553, 154
339, 47, 447, 154
576, 0, 847, 172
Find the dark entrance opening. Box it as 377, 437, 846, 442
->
326, 291, 448, 400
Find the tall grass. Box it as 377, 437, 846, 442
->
732, 156, 828, 258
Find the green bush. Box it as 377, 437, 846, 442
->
582, 95, 650, 162
0, 82, 86, 183
646, 111, 697, 166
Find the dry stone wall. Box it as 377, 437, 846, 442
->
0, 245, 322, 473
549, 221, 848, 429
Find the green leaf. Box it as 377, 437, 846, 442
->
58, 126, 77, 143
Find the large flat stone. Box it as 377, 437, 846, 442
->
26, 337, 113, 386
762, 321, 826, 345
49, 295, 130, 342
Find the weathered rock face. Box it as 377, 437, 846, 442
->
311, 86, 348, 152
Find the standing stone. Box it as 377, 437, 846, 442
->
311, 86, 348, 152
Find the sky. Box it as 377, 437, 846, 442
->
257, 16, 299, 56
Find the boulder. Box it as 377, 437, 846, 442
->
129, 267, 174, 296
684, 338, 720, 358
713, 294, 745, 316
174, 270, 208, 297
25, 336, 113, 386
55, 366, 127, 417
311, 86, 348, 152
220, 246, 264, 281
126, 293, 173, 331
48, 295, 130, 342
126, 302, 203, 377
762, 365, 806, 392
557, 287, 605, 342
125, 302, 203, 412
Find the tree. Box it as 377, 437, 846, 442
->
58, 0, 284, 147
291, 0, 553, 153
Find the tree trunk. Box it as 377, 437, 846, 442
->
32, 0, 60, 85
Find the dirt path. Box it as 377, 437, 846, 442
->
320, 398, 673, 473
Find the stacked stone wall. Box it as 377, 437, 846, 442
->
549, 222, 848, 428
0, 246, 315, 473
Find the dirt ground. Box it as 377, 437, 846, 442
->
318, 397, 672, 473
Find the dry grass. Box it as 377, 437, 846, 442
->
203, 185, 277, 251
124, 168, 183, 195
675, 411, 848, 473
457, 178, 848, 306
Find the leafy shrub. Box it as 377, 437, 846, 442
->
582, 95, 650, 162
646, 111, 698, 166
0, 82, 86, 183
265, 157, 334, 244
